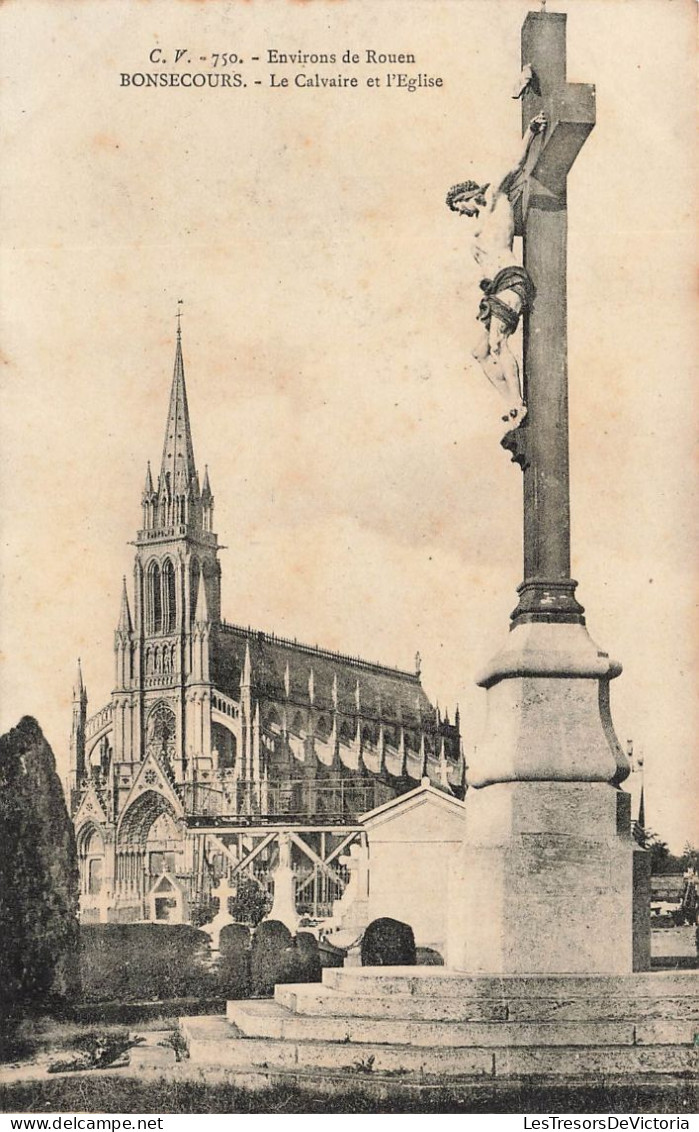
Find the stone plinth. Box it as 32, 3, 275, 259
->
448, 621, 633, 975
447, 781, 633, 974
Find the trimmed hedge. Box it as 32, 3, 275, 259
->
78, 920, 328, 1004
216, 923, 251, 999
360, 917, 416, 966
294, 932, 322, 985
416, 946, 444, 966
79, 924, 214, 1002
250, 921, 322, 996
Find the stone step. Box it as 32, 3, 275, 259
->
182, 1014, 493, 1076
275, 984, 507, 1021
228, 999, 697, 1048
276, 983, 699, 1024
322, 966, 699, 1000
181, 1015, 699, 1079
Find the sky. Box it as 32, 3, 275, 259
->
0, 0, 696, 852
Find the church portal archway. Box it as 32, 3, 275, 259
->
116, 790, 185, 916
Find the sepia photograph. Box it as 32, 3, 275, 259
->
0, 0, 696, 1118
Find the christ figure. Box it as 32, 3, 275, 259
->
446, 112, 547, 428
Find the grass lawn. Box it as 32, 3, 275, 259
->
0, 1016, 179, 1067
2, 1075, 698, 1114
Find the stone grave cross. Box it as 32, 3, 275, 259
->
211, 873, 236, 916
506, 10, 596, 627
203, 873, 236, 950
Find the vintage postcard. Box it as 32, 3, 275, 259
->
1, 0, 696, 1117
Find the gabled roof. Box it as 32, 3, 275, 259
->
359, 777, 464, 828
74, 780, 109, 828
215, 622, 436, 729
118, 748, 184, 828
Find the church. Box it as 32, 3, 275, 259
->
68, 326, 464, 925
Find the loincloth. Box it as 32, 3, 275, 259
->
477, 266, 535, 335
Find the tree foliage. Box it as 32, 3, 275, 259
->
0, 717, 80, 1014
230, 878, 272, 926
634, 826, 698, 876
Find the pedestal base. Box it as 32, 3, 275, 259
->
180, 968, 699, 1099
448, 621, 633, 975
447, 781, 633, 974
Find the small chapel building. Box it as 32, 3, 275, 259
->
68, 327, 464, 924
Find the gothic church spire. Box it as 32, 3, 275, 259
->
159, 322, 198, 497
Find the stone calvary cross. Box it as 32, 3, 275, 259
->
504, 11, 596, 628
453, 10, 634, 977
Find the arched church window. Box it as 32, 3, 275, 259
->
265, 707, 281, 733
190, 558, 200, 623
146, 701, 177, 764
148, 562, 162, 634
362, 722, 379, 747
212, 722, 237, 769
162, 559, 176, 633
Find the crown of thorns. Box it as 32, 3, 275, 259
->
445, 181, 488, 211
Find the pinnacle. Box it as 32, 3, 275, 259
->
117, 576, 133, 633
73, 657, 85, 698
194, 571, 209, 624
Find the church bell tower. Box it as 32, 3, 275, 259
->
111, 320, 221, 784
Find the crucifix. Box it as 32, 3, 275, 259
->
507, 10, 596, 627
450, 12, 633, 979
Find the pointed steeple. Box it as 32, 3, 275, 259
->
144, 461, 154, 494
117, 577, 133, 633
70, 657, 88, 799
159, 322, 198, 496
201, 465, 212, 499
638, 785, 646, 830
